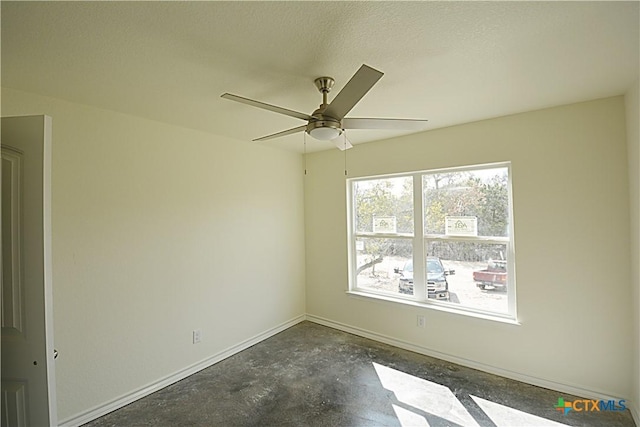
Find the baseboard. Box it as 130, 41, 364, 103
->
59, 314, 306, 427
306, 314, 627, 404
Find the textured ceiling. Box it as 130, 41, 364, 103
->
2, 1, 638, 152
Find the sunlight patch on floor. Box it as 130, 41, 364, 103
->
391, 404, 430, 426
373, 362, 480, 426
470, 395, 570, 427
373, 362, 572, 427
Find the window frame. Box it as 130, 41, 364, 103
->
347, 162, 517, 322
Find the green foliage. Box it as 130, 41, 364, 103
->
355, 178, 413, 266
478, 174, 509, 237
354, 179, 396, 233
423, 170, 508, 239
355, 169, 509, 264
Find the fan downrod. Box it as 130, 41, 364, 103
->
314, 77, 335, 106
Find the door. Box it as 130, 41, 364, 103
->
1, 116, 56, 426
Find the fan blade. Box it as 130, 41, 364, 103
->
253, 125, 306, 142
342, 117, 429, 130
221, 93, 311, 121
323, 65, 384, 120
333, 135, 353, 151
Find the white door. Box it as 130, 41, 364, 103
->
1, 116, 57, 427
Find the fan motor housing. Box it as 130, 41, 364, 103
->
306, 117, 343, 140
307, 117, 342, 131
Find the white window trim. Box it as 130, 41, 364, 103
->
345, 289, 521, 325
346, 162, 517, 322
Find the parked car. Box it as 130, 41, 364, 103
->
473, 259, 507, 290
395, 257, 455, 300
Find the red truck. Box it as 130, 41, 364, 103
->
473, 260, 507, 290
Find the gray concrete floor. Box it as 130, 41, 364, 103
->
84, 321, 635, 426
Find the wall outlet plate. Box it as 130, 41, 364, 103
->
417, 315, 425, 328
192, 329, 202, 344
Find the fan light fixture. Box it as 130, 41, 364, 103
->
309, 126, 343, 141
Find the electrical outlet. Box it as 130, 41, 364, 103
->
417, 315, 425, 328
192, 329, 202, 344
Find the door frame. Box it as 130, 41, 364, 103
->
42, 114, 57, 425
1, 114, 57, 425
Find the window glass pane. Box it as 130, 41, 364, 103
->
354, 176, 413, 234
355, 237, 412, 296
423, 167, 509, 237
425, 240, 509, 314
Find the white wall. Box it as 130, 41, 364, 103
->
305, 97, 632, 400
626, 79, 640, 421
1, 88, 306, 421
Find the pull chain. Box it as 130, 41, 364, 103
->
344, 133, 348, 176
304, 132, 307, 176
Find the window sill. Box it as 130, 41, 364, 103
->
346, 290, 520, 326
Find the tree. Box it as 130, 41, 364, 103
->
355, 180, 395, 232
354, 170, 509, 267
423, 170, 508, 261
354, 180, 395, 275
354, 178, 413, 274
478, 174, 509, 237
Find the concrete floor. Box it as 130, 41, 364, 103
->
85, 321, 635, 427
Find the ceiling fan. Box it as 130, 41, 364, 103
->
221, 64, 429, 150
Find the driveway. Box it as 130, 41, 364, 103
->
356, 256, 508, 314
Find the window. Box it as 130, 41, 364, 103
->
348, 163, 516, 320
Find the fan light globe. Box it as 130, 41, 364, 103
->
309, 127, 342, 141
